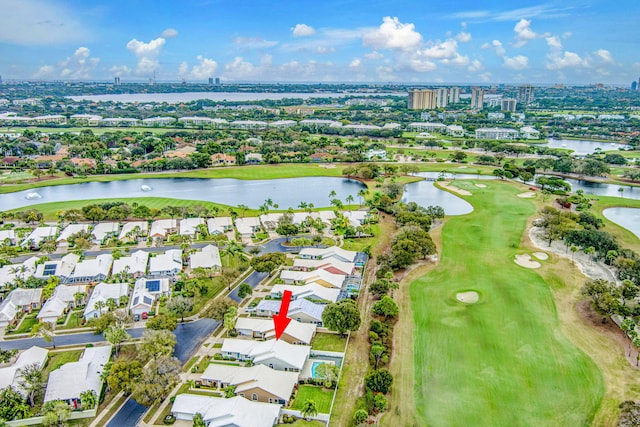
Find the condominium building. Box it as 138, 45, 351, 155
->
436, 88, 448, 108
517, 85, 535, 104
501, 98, 518, 113
448, 86, 460, 103
408, 89, 437, 110
471, 87, 484, 110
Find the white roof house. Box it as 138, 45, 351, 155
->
148, 250, 182, 277
299, 246, 358, 263
129, 278, 170, 316
271, 284, 340, 303
91, 222, 119, 244
255, 299, 326, 325
172, 395, 280, 427
235, 316, 317, 345
207, 217, 233, 234
57, 224, 89, 243
292, 258, 356, 275
221, 338, 310, 372
200, 364, 299, 404
22, 226, 58, 247
279, 269, 346, 289
0, 346, 48, 392
0, 230, 17, 245
70, 254, 113, 283
341, 210, 368, 228
34, 253, 81, 283
0, 288, 43, 327
150, 219, 178, 239
520, 126, 541, 139
0, 256, 39, 289
38, 284, 87, 323
44, 345, 111, 404
118, 221, 148, 241
179, 218, 204, 236
112, 250, 149, 278
234, 217, 261, 237
189, 245, 221, 270
83, 283, 130, 320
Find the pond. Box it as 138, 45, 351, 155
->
544, 139, 626, 156
0, 177, 366, 211
603, 208, 640, 239
403, 174, 475, 216
564, 178, 640, 201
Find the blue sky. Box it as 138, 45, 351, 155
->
0, 0, 638, 84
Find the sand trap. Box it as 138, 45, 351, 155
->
532, 252, 549, 260
456, 291, 479, 303
320, 164, 336, 168
457, 166, 468, 169
517, 192, 536, 198
440, 181, 472, 196
515, 254, 541, 269
475, 183, 487, 188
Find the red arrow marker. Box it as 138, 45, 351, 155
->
273, 290, 293, 340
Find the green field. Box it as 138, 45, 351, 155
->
410, 181, 603, 426
291, 385, 334, 414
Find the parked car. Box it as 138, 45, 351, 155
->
134, 314, 140, 322
141, 312, 148, 320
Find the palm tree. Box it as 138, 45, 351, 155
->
79, 390, 98, 409
30, 322, 56, 349
106, 298, 118, 312
301, 399, 318, 421
346, 194, 355, 210
328, 190, 337, 201
74, 292, 86, 307
94, 300, 106, 315
358, 189, 368, 207
583, 246, 596, 265
298, 201, 308, 211
119, 295, 129, 307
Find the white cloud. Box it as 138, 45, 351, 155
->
34, 46, 99, 79
418, 39, 459, 60
109, 65, 131, 77
545, 36, 562, 49
190, 56, 218, 79
593, 49, 614, 64
233, 37, 278, 49
547, 51, 587, 70
448, 5, 574, 22
441, 54, 470, 67
363, 16, 422, 51
315, 46, 335, 54
291, 24, 316, 37
468, 59, 483, 72
126, 37, 166, 75
513, 19, 546, 47
456, 31, 472, 43
178, 61, 189, 76
161, 28, 179, 38
503, 55, 529, 70
0, 0, 89, 45
350, 58, 361, 68
482, 39, 506, 56
34, 65, 55, 78
364, 51, 384, 60
479, 72, 492, 82
223, 57, 256, 80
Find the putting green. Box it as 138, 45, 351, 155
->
411, 181, 603, 426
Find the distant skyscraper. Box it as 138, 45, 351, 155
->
501, 98, 518, 113
517, 85, 535, 104
215, 77, 221, 85
208, 77, 214, 85
408, 89, 437, 110
114, 76, 120, 85
470, 87, 484, 110
448, 86, 460, 103
436, 88, 448, 108
633, 81, 638, 91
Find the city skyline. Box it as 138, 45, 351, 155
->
0, 0, 637, 84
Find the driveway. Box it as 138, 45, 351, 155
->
228, 271, 268, 302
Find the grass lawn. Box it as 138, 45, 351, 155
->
290, 421, 326, 426
311, 333, 347, 352
13, 314, 38, 334
43, 350, 83, 381
58, 311, 84, 330
291, 385, 334, 414
408, 180, 603, 427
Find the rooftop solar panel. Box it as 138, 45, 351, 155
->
146, 280, 160, 292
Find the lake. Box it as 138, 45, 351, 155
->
603, 208, 640, 239
544, 139, 626, 156
403, 174, 475, 216
68, 92, 405, 104
565, 178, 640, 200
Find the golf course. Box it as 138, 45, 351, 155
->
409, 181, 604, 426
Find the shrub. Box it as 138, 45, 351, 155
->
163, 415, 176, 425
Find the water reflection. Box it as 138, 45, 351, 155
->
603, 208, 640, 239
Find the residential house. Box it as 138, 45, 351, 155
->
221, 338, 310, 372
91, 222, 119, 244
21, 226, 58, 248
254, 299, 326, 325
210, 153, 237, 166
298, 246, 358, 263
200, 364, 298, 405
70, 254, 113, 283
341, 210, 368, 228
0, 256, 39, 289
57, 224, 90, 246
245, 153, 263, 164
148, 250, 182, 277
0, 230, 17, 246
270, 284, 340, 304
118, 221, 148, 242
234, 217, 261, 238
520, 126, 541, 139
112, 250, 149, 278
129, 277, 170, 316
150, 219, 178, 240
171, 395, 280, 427
34, 253, 80, 283
292, 258, 356, 276
179, 218, 204, 237
38, 284, 87, 324
44, 345, 112, 407
447, 125, 465, 137
0, 288, 43, 327
0, 346, 48, 392
235, 317, 316, 345
189, 245, 221, 270
207, 217, 233, 235
279, 269, 346, 289
83, 283, 130, 320
475, 127, 519, 140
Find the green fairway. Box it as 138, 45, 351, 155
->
411, 181, 603, 426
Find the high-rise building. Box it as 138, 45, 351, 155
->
448, 86, 460, 103
215, 77, 221, 85
408, 89, 437, 110
470, 87, 484, 110
208, 77, 214, 85
632, 81, 638, 91
517, 85, 535, 104
436, 88, 448, 108
114, 76, 121, 85
501, 98, 518, 113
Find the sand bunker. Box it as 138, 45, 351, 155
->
532, 252, 549, 260
517, 192, 536, 198
440, 181, 472, 196
515, 254, 541, 269
456, 291, 479, 303
475, 184, 487, 188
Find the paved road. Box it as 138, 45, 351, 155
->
0, 327, 146, 350
173, 318, 219, 363
228, 271, 268, 302
252, 236, 325, 255
106, 399, 146, 427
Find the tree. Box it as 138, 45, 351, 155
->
581, 279, 621, 318
237, 283, 253, 299
131, 356, 181, 406
139, 329, 176, 361
204, 299, 238, 321
321, 299, 361, 336
193, 412, 206, 427
104, 326, 130, 357
30, 321, 56, 349
276, 223, 298, 241
301, 399, 318, 421
79, 390, 98, 409
353, 409, 368, 425
18, 363, 46, 406
365, 369, 393, 394
315, 363, 339, 388
42, 400, 71, 427
372, 296, 399, 320
370, 344, 387, 369
223, 384, 237, 398
0, 386, 30, 421
373, 393, 388, 412
146, 313, 177, 331
87, 311, 115, 334
107, 360, 143, 395
106, 297, 118, 312
224, 306, 238, 333
167, 295, 194, 322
